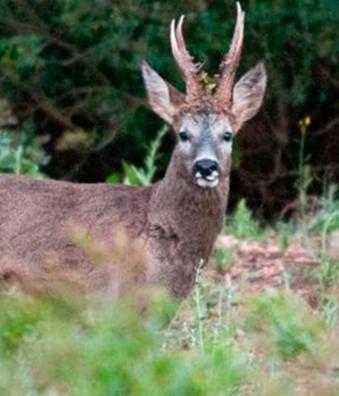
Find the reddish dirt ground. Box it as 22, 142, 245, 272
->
214, 235, 320, 307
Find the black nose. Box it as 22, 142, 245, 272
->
193, 159, 219, 177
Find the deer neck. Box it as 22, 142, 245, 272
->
149, 148, 230, 251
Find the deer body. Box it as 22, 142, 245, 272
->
0, 3, 266, 298
0, 151, 228, 297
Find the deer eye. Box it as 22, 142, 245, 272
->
222, 131, 233, 142
179, 131, 190, 142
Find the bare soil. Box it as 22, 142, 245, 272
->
214, 235, 320, 307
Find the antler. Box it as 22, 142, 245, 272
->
170, 15, 205, 103
214, 2, 245, 106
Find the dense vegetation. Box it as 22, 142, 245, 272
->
1, 198, 339, 395
0, 0, 338, 216
0, 1, 338, 394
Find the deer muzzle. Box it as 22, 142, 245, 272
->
193, 159, 220, 188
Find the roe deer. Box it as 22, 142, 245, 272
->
0, 3, 266, 298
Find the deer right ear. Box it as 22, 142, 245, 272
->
142, 61, 184, 125
231, 62, 267, 132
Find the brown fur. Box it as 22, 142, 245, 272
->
0, 149, 229, 298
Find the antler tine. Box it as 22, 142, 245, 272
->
215, 2, 245, 105
170, 15, 204, 101
176, 16, 194, 70
227, 3, 244, 68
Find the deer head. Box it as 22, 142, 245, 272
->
142, 2, 267, 188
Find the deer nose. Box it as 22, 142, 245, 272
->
193, 159, 219, 178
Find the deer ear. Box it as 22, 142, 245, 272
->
142, 61, 184, 125
232, 62, 267, 131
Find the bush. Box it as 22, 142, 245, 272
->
0, 127, 48, 177
243, 289, 325, 358
0, 0, 337, 215
0, 292, 251, 396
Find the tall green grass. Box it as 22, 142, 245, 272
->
1, 277, 337, 395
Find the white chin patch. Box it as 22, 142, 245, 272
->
196, 178, 219, 188
194, 170, 220, 188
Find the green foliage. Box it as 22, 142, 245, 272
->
308, 185, 339, 235
0, 291, 249, 396
0, 282, 332, 395
0, 98, 48, 177
296, 117, 314, 219
107, 126, 167, 186
276, 184, 339, 327
275, 221, 292, 254
1, 201, 339, 394
0, 127, 48, 177
0, 0, 337, 210
225, 199, 264, 240
213, 248, 235, 274
244, 289, 325, 358
166, 273, 338, 393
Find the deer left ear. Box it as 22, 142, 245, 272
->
142, 61, 184, 125
231, 62, 267, 132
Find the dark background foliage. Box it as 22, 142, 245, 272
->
0, 0, 338, 218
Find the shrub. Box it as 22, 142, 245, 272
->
0, 0, 337, 215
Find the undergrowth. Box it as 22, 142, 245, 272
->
1, 188, 339, 395
1, 276, 337, 395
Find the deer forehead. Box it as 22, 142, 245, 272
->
178, 113, 233, 136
